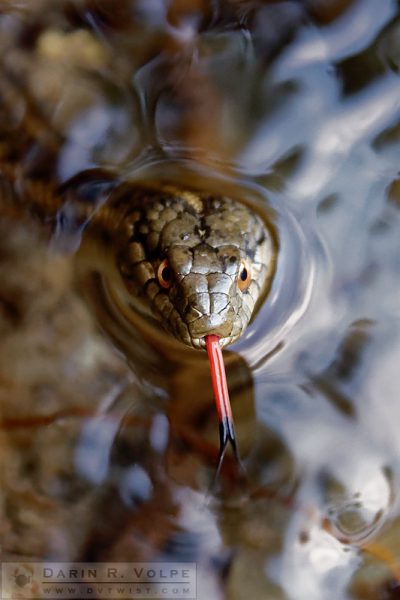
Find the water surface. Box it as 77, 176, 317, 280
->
1, 1, 400, 599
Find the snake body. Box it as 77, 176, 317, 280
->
90, 183, 278, 349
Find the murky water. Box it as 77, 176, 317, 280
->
1, 1, 400, 599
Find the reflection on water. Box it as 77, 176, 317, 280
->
1, 1, 400, 599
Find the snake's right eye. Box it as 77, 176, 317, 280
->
238, 259, 251, 292
157, 259, 172, 289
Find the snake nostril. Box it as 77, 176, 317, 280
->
189, 316, 233, 340
185, 305, 203, 323
186, 293, 210, 317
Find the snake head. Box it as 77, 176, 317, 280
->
117, 189, 277, 350
163, 243, 258, 348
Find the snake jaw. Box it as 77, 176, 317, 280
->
191, 337, 206, 349
191, 335, 235, 350
151, 274, 254, 349
190, 335, 233, 349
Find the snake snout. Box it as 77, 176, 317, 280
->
178, 272, 244, 348
189, 310, 235, 338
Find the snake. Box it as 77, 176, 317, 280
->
71, 177, 278, 469
89, 182, 278, 351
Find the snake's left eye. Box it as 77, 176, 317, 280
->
238, 260, 251, 292
157, 259, 172, 289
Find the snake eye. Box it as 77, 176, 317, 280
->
238, 260, 251, 292
157, 259, 172, 289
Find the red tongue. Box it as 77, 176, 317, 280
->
205, 336, 243, 478
205, 334, 232, 424
205, 333, 242, 475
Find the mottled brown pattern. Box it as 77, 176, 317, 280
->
105, 185, 277, 348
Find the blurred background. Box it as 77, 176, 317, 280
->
1, 1, 400, 599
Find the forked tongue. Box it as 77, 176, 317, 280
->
205, 334, 240, 476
